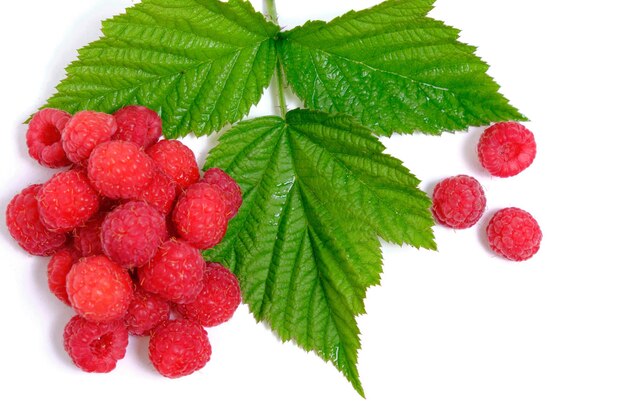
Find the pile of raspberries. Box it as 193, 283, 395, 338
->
6, 106, 243, 377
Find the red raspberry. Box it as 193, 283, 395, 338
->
67, 255, 133, 322
146, 140, 199, 191
172, 183, 228, 250
478, 122, 536, 177
72, 211, 105, 257
124, 287, 170, 336
5, 184, 67, 256
37, 170, 100, 233
47, 246, 80, 305
176, 262, 241, 327
62, 111, 117, 165
486, 207, 542, 261
134, 169, 177, 215
431, 175, 486, 229
101, 201, 167, 269
63, 315, 128, 373
149, 319, 211, 378
26, 108, 72, 168
88, 141, 155, 199
113, 105, 162, 149
138, 240, 204, 304
200, 168, 242, 219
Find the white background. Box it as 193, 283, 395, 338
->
1, 0, 625, 415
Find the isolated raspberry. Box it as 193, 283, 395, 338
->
72, 212, 105, 257
431, 175, 486, 229
486, 208, 542, 261
63, 315, 128, 373
200, 168, 242, 219
67, 255, 133, 322
113, 105, 162, 149
62, 111, 117, 165
47, 246, 80, 305
88, 140, 155, 199
478, 122, 536, 177
172, 183, 228, 250
149, 319, 211, 378
176, 262, 241, 327
26, 108, 72, 168
37, 170, 100, 233
146, 140, 199, 191
134, 169, 177, 215
101, 201, 167, 269
5, 184, 67, 256
138, 240, 204, 304
124, 287, 170, 336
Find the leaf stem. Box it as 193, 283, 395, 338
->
265, 0, 288, 117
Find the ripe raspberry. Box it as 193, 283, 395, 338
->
37, 169, 100, 233
26, 108, 72, 168
172, 183, 228, 250
149, 319, 211, 378
113, 105, 162, 149
88, 141, 155, 199
176, 262, 241, 327
138, 240, 204, 304
63, 315, 128, 373
486, 208, 542, 261
62, 111, 117, 165
101, 201, 167, 269
67, 255, 133, 322
47, 246, 80, 305
133, 169, 177, 215
431, 175, 486, 229
124, 287, 170, 336
200, 168, 242, 219
72, 212, 105, 257
5, 184, 67, 256
478, 122, 536, 177
146, 140, 199, 191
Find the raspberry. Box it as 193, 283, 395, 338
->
67, 255, 133, 322
101, 201, 167, 269
63, 315, 128, 373
124, 287, 170, 336
431, 175, 486, 229
72, 211, 106, 257
62, 111, 117, 165
113, 105, 162, 149
149, 319, 211, 378
478, 122, 536, 177
176, 262, 241, 327
47, 246, 80, 305
26, 108, 72, 168
133, 169, 177, 215
172, 183, 228, 250
37, 169, 100, 233
146, 140, 199, 191
138, 240, 204, 304
5, 184, 67, 256
486, 208, 542, 261
200, 168, 242, 219
88, 141, 155, 199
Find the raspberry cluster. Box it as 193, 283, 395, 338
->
6, 106, 243, 377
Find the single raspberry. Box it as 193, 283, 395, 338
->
200, 168, 242, 219
67, 255, 133, 322
37, 169, 100, 233
431, 175, 486, 229
486, 208, 542, 261
124, 287, 170, 336
63, 315, 128, 373
146, 140, 199, 191
72, 211, 106, 257
88, 141, 155, 199
176, 262, 241, 327
133, 169, 177, 215
101, 201, 167, 269
478, 122, 537, 177
5, 184, 67, 256
149, 319, 211, 378
113, 105, 162, 149
61, 111, 117, 165
138, 240, 204, 304
26, 108, 72, 168
47, 246, 80, 305
172, 183, 228, 250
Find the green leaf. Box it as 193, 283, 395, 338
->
204, 109, 435, 396
278, 0, 525, 136
43, 0, 279, 138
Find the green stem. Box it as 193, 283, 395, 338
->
265, 0, 288, 117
